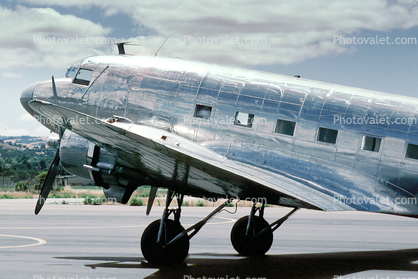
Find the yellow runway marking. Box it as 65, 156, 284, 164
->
0, 234, 46, 249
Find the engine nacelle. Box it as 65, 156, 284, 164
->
59, 131, 92, 180
59, 130, 145, 203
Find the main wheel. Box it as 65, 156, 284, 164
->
141, 219, 189, 266
230, 215, 273, 256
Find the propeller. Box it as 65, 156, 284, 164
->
146, 186, 158, 215
35, 150, 60, 214
34, 76, 63, 215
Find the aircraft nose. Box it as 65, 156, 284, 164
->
20, 82, 37, 116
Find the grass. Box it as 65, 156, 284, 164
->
0, 186, 273, 208
83, 195, 103, 205
0, 194, 18, 199
129, 197, 145, 206
134, 193, 150, 197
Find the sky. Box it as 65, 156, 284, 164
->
3, 0, 418, 136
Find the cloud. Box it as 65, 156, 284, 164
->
19, 113, 36, 122
0, 5, 113, 69
1, 114, 53, 137
1, 72, 22, 79
0, 0, 416, 68
0, 122, 50, 137
16, 0, 418, 66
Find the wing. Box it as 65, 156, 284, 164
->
29, 100, 354, 211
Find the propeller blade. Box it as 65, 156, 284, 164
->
35, 150, 60, 215
34, 75, 63, 215
58, 126, 64, 139
52, 76, 58, 104
146, 186, 158, 215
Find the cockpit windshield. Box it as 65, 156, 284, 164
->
65, 67, 78, 79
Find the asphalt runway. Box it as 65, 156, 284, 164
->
2, 200, 418, 279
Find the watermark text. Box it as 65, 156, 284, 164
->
34, 35, 117, 45
184, 35, 267, 45
334, 35, 417, 45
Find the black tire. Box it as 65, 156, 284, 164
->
141, 219, 189, 266
230, 215, 273, 256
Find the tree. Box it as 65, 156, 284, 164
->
34, 170, 48, 191
39, 159, 46, 170
15, 180, 29, 192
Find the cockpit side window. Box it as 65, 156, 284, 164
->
65, 67, 78, 79
73, 68, 93, 86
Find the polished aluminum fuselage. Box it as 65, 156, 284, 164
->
25, 55, 418, 215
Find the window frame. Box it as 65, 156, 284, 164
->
193, 104, 212, 119
234, 111, 255, 128
73, 68, 93, 86
65, 67, 78, 79
274, 119, 296, 136
360, 135, 382, 152
316, 127, 338, 144
405, 143, 418, 160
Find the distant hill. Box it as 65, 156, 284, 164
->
0, 141, 23, 150
0, 136, 56, 183
0, 136, 48, 149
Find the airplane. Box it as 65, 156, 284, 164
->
19, 43, 418, 266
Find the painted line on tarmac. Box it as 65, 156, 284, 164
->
0, 234, 46, 249
0, 215, 237, 230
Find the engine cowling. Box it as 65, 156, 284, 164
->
59, 130, 145, 203
59, 131, 92, 180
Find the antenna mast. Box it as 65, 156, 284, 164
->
155, 37, 169, 56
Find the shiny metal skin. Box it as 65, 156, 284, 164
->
20, 54, 418, 216
59, 130, 91, 180
20, 82, 36, 117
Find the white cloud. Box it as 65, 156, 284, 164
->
0, 114, 52, 136
0, 5, 113, 69
0, 122, 50, 137
16, 0, 418, 66
6, 0, 418, 137
1, 72, 22, 79
19, 113, 42, 123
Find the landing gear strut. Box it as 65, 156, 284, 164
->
141, 189, 189, 265
141, 190, 230, 266
231, 203, 298, 256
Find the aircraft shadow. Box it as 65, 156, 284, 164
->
56, 249, 418, 279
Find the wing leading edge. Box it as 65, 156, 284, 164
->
29, 100, 354, 211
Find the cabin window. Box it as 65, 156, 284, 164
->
73, 68, 93, 86
317, 127, 338, 144
275, 119, 296, 136
361, 136, 381, 152
194, 104, 212, 118
406, 143, 418, 159
234, 111, 254, 128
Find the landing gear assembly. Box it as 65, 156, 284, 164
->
140, 191, 299, 265
140, 190, 230, 265
231, 203, 298, 256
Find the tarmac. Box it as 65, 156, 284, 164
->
2, 199, 418, 279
